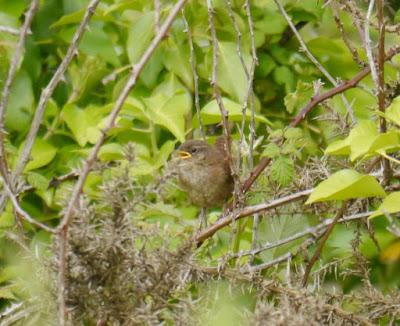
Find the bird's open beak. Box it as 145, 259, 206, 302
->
177, 150, 191, 159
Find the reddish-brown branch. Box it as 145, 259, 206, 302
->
291, 45, 400, 128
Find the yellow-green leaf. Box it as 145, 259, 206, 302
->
385, 96, 400, 126
369, 192, 400, 219
348, 120, 378, 161
22, 139, 57, 171
193, 97, 270, 127
306, 169, 385, 204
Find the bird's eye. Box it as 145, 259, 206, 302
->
190, 147, 198, 154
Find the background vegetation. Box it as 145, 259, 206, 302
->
0, 0, 399, 325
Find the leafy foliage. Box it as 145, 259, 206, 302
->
0, 0, 399, 324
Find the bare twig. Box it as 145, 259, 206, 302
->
0, 25, 24, 36
206, 0, 234, 176
182, 9, 205, 140
244, 0, 258, 168
0, 176, 55, 233
331, 2, 365, 67
228, 211, 371, 259
302, 201, 348, 287
247, 252, 292, 272
0, 0, 39, 194
207, 0, 240, 248
244, 0, 260, 257
376, 0, 391, 182
56, 0, 188, 323
195, 189, 312, 246
273, 0, 355, 123
364, 0, 379, 86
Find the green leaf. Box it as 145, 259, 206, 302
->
261, 143, 280, 158
273, 66, 295, 93
217, 42, 251, 102
369, 192, 400, 219
255, 53, 276, 78
153, 140, 177, 168
59, 22, 119, 66
68, 56, 107, 103
270, 156, 294, 187
144, 74, 192, 142
127, 12, 154, 64
254, 8, 287, 35
98, 143, 125, 162
306, 169, 386, 204
325, 139, 351, 156
50, 8, 85, 28
62, 104, 109, 147
26, 172, 50, 191
385, 96, 400, 126
284, 81, 313, 114
369, 131, 400, 153
348, 120, 378, 161
325, 121, 400, 160
163, 38, 193, 90
5, 71, 34, 133
307, 37, 358, 78
193, 97, 270, 127
79, 23, 119, 66
21, 139, 57, 172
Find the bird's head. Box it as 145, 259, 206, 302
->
175, 140, 212, 164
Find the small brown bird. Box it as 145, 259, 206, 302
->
174, 138, 234, 212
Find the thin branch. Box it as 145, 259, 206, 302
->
331, 1, 365, 67
0, 25, 25, 36
247, 252, 292, 272
302, 201, 348, 287
0, 0, 39, 193
206, 0, 234, 176
244, 0, 260, 258
207, 0, 240, 247
376, 0, 391, 182
290, 45, 400, 128
0, 176, 55, 233
56, 0, 188, 323
273, 0, 355, 123
195, 189, 312, 246
244, 0, 257, 169
228, 211, 371, 259
341, 0, 367, 46
364, 0, 379, 86
182, 9, 205, 140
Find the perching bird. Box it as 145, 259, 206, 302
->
174, 138, 234, 228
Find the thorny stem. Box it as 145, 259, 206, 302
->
376, 0, 391, 183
